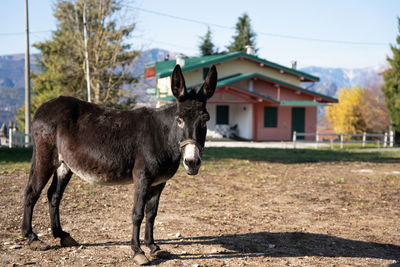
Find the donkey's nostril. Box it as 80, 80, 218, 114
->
184, 159, 193, 168
184, 158, 201, 168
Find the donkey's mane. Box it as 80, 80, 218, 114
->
155, 102, 176, 111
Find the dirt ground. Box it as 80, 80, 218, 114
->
0, 159, 399, 266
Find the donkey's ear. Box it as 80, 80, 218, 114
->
171, 64, 187, 101
198, 65, 217, 100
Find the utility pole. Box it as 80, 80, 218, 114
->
24, 0, 31, 147
83, 0, 91, 102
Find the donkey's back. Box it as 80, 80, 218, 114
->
32, 96, 149, 184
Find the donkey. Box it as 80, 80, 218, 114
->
21, 64, 217, 265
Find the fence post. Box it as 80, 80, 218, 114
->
315, 131, 319, 147
293, 131, 297, 149
362, 132, 366, 147
340, 133, 344, 149
390, 131, 394, 147
384, 132, 388, 148
330, 139, 333, 149
8, 127, 13, 148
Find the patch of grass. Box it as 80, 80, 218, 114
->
390, 177, 400, 189
337, 177, 346, 184
324, 142, 388, 150
13, 235, 27, 242
203, 147, 400, 163
0, 147, 32, 172
318, 177, 328, 185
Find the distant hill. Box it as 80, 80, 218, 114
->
300, 65, 385, 98
0, 54, 38, 88
0, 49, 386, 126
0, 54, 39, 125
300, 65, 386, 121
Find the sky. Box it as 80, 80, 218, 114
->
0, 0, 399, 69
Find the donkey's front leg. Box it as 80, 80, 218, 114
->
131, 168, 151, 265
144, 182, 166, 259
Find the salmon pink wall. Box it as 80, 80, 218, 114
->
254, 104, 292, 141
279, 87, 315, 101
253, 80, 277, 99
304, 107, 317, 140
254, 104, 317, 141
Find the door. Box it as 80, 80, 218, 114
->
216, 105, 229, 124
292, 107, 305, 140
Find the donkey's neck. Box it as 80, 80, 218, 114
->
155, 103, 181, 160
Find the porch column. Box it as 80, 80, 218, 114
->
252, 103, 258, 140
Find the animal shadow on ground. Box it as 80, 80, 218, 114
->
76, 232, 400, 265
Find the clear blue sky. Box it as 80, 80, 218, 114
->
0, 0, 399, 69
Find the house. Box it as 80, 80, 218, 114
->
144, 50, 337, 141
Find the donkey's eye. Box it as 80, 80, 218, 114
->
200, 117, 209, 127
177, 118, 184, 128
202, 113, 210, 125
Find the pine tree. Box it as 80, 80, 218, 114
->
199, 27, 217, 56
382, 17, 400, 141
16, 0, 138, 128
227, 13, 257, 53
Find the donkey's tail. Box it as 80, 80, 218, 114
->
28, 136, 36, 180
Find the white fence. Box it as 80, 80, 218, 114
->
293, 131, 395, 149
4, 128, 32, 148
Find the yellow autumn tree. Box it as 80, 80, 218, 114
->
326, 87, 366, 134
326, 86, 391, 134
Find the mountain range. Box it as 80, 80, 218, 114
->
0, 48, 385, 126
300, 65, 385, 98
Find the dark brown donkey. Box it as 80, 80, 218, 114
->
22, 64, 217, 265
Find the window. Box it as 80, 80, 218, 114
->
216, 105, 229, 124
203, 67, 210, 80
264, 107, 278, 127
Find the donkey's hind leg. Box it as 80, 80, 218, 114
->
21, 149, 55, 251
47, 163, 78, 247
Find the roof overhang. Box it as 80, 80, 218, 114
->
216, 73, 337, 103
209, 86, 279, 105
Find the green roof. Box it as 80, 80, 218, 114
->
216, 73, 337, 103
154, 96, 175, 101
280, 101, 325, 106
147, 72, 337, 103
152, 52, 320, 82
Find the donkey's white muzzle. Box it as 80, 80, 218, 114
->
182, 143, 202, 175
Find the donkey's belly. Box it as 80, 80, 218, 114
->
60, 159, 132, 185
68, 164, 132, 184
58, 147, 133, 184
151, 176, 171, 186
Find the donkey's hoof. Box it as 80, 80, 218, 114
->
28, 239, 49, 251
150, 249, 171, 259
133, 253, 150, 266
60, 235, 79, 247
